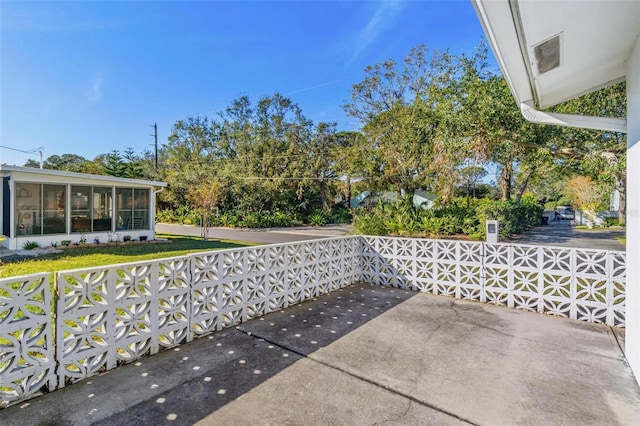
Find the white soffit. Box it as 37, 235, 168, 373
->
474, 0, 640, 109
516, 0, 639, 108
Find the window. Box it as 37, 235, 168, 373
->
13, 181, 149, 236
133, 189, 150, 229
116, 188, 150, 230
71, 186, 91, 233
43, 184, 66, 234
15, 183, 41, 236
14, 183, 67, 235
92, 187, 113, 231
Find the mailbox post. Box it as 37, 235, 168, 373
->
486, 220, 499, 244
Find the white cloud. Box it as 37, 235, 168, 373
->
347, 0, 404, 66
284, 80, 342, 96
85, 78, 103, 102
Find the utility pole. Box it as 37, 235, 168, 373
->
149, 123, 158, 170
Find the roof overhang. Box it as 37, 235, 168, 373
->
0, 165, 167, 187
472, 0, 640, 133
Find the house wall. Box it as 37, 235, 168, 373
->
626, 36, 640, 382
0, 176, 11, 236
2, 170, 159, 250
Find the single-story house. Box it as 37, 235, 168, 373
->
0, 165, 167, 250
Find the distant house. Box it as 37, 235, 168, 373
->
0, 165, 166, 250
350, 190, 436, 210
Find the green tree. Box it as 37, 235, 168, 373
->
25, 153, 97, 173
187, 178, 223, 240
163, 116, 218, 207
344, 46, 460, 200
333, 130, 365, 208
102, 150, 128, 177
550, 83, 626, 223
459, 165, 487, 205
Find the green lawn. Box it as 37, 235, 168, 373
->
0, 234, 255, 278
614, 235, 626, 247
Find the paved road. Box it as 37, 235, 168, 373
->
158, 221, 625, 251
511, 219, 625, 251
156, 223, 352, 245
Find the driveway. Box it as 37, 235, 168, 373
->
511, 220, 625, 251
3, 282, 638, 425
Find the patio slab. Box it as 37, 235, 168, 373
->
2, 283, 638, 425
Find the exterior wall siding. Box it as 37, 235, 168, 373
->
625, 35, 640, 381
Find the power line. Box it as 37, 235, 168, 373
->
0, 145, 45, 168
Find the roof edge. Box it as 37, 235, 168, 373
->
472, 0, 628, 134
0, 165, 167, 187
520, 101, 627, 133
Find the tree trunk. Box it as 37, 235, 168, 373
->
617, 175, 626, 225
345, 176, 351, 208
319, 179, 330, 212
515, 170, 534, 204
201, 212, 209, 241
500, 162, 513, 201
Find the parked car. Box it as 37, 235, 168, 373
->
556, 206, 575, 220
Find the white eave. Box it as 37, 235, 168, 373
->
472, 0, 640, 133
0, 165, 167, 187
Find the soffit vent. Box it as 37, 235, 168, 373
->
533, 34, 561, 75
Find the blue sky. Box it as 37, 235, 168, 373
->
1, 0, 489, 166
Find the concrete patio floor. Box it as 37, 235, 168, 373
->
2, 282, 639, 425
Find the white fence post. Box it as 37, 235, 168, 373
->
0, 273, 55, 407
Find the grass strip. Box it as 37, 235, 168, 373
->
0, 234, 256, 278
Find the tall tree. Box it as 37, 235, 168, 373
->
344, 46, 461, 199
163, 116, 218, 207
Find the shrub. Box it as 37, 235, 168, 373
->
240, 211, 263, 228
474, 198, 542, 238
353, 212, 388, 236
604, 217, 623, 227
218, 211, 240, 227
155, 209, 177, 223
308, 210, 329, 226
330, 206, 353, 224
22, 240, 40, 250
353, 195, 541, 239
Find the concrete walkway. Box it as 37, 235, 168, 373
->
511, 220, 626, 251
3, 283, 639, 425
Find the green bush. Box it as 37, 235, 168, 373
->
353, 196, 541, 239
330, 206, 353, 224
603, 217, 623, 227
155, 209, 177, 223
474, 198, 542, 238
353, 212, 388, 236
308, 210, 329, 226
156, 206, 202, 225
22, 240, 40, 250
